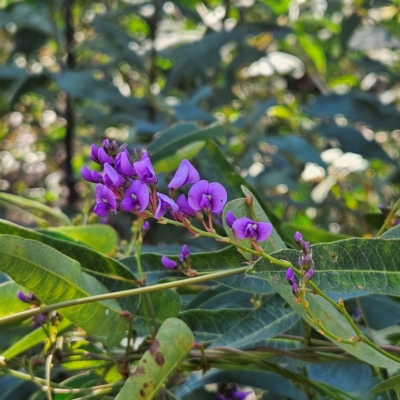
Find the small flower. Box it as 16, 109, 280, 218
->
17, 291, 36, 304
304, 268, 314, 282
298, 253, 313, 269
168, 159, 200, 190
188, 180, 227, 214
142, 221, 150, 234
225, 210, 237, 228
294, 231, 304, 248
121, 180, 149, 213
161, 255, 177, 269
232, 217, 272, 242
94, 184, 117, 216
179, 244, 191, 263
154, 193, 179, 219
103, 163, 124, 189
81, 166, 103, 183
33, 313, 47, 328
291, 283, 300, 297
98, 147, 114, 165
285, 267, 299, 286
134, 157, 157, 184
115, 150, 135, 177
176, 194, 196, 217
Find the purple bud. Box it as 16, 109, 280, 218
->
142, 221, 150, 234
179, 244, 191, 263
81, 166, 103, 184
134, 157, 157, 185
33, 313, 47, 328
303, 241, 311, 254
90, 144, 100, 163
115, 150, 135, 177
161, 255, 178, 269
291, 283, 300, 297
102, 139, 119, 154
294, 231, 304, 247
286, 268, 294, 282
154, 193, 179, 219
304, 268, 314, 282
17, 291, 36, 303
168, 159, 200, 190
225, 210, 237, 228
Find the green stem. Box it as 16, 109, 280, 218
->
377, 197, 400, 236
0, 267, 248, 326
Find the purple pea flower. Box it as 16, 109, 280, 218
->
115, 150, 135, 177
168, 159, 200, 190
154, 193, 179, 219
176, 194, 195, 217
81, 166, 103, 184
225, 210, 237, 228
134, 157, 157, 184
161, 255, 177, 269
232, 217, 272, 242
285, 267, 299, 286
121, 180, 149, 213
94, 184, 118, 216
216, 384, 251, 400
179, 244, 191, 263
188, 180, 227, 214
103, 163, 124, 189
90, 144, 100, 163
33, 313, 47, 328
98, 147, 114, 165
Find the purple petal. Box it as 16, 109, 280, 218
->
95, 184, 117, 213
90, 144, 100, 163
134, 157, 157, 184
115, 151, 135, 177
255, 221, 273, 242
98, 147, 114, 165
81, 166, 102, 183
188, 180, 209, 211
232, 217, 253, 239
94, 202, 113, 217
176, 194, 195, 216
161, 255, 177, 269
17, 291, 34, 303
168, 159, 200, 190
122, 180, 149, 212
142, 221, 150, 232
103, 163, 124, 189
225, 210, 237, 228
208, 182, 227, 213
154, 193, 179, 219
286, 267, 294, 282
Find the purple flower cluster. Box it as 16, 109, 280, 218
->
17, 290, 47, 327
82, 140, 228, 226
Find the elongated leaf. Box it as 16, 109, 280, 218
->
116, 318, 194, 400
0, 235, 127, 346
147, 123, 224, 162
247, 237, 400, 295
180, 295, 299, 348
381, 225, 400, 238
0, 219, 139, 312
0, 192, 70, 226
38, 224, 118, 256
370, 374, 400, 395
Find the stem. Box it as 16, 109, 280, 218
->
0, 267, 248, 326
377, 197, 400, 236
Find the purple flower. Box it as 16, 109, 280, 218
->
142, 221, 150, 234
33, 313, 47, 328
161, 255, 177, 269
216, 384, 251, 400
304, 268, 314, 282
103, 163, 124, 189
176, 194, 195, 216
94, 184, 117, 216
285, 268, 298, 285
168, 159, 200, 190
134, 157, 157, 184
81, 166, 103, 183
17, 291, 36, 304
98, 147, 114, 165
232, 217, 272, 242
154, 193, 179, 219
121, 180, 149, 213
188, 180, 227, 214
90, 144, 100, 163
225, 210, 237, 228
115, 150, 135, 177
179, 245, 191, 263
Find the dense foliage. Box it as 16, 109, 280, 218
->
0, 0, 400, 399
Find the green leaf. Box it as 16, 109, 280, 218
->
381, 224, 400, 239
180, 295, 299, 348
2, 318, 72, 359
38, 224, 118, 256
370, 374, 400, 395
0, 219, 139, 312
0, 235, 127, 346
116, 318, 194, 400
134, 289, 182, 335
298, 33, 326, 73
247, 237, 400, 295
147, 123, 224, 163
0, 192, 71, 226
0, 281, 30, 318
